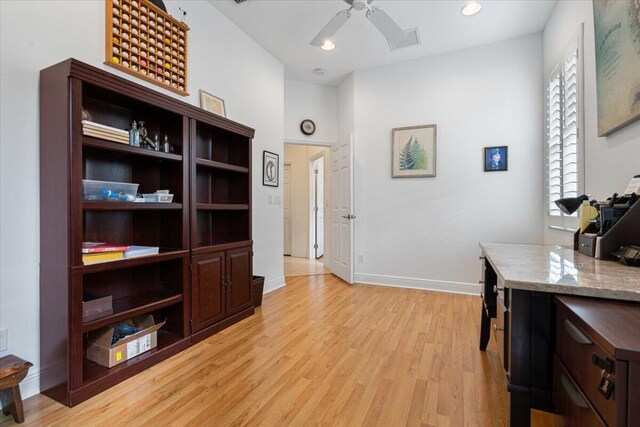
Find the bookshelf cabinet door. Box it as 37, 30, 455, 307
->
191, 252, 226, 332
225, 247, 252, 316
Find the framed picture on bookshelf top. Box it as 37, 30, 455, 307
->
199, 90, 226, 117
263, 151, 279, 187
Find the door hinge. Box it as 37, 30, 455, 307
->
314, 206, 318, 212
314, 244, 319, 249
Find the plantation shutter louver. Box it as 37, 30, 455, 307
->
546, 26, 582, 218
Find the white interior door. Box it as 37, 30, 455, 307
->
329, 135, 354, 284
316, 156, 325, 259
283, 163, 292, 256
310, 156, 325, 259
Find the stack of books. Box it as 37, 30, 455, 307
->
82, 120, 129, 145
82, 242, 130, 265
124, 246, 160, 258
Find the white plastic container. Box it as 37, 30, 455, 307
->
83, 179, 139, 201
141, 193, 174, 203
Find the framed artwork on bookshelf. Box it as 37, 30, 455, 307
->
199, 90, 226, 117
263, 151, 279, 187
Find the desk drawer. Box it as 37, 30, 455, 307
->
553, 355, 605, 427
556, 304, 616, 426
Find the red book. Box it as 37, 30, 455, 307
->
82, 242, 130, 254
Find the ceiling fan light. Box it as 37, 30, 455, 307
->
461, 2, 482, 16
320, 40, 335, 51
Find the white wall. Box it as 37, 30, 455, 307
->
543, 1, 640, 245
0, 0, 284, 397
283, 144, 330, 259
352, 34, 544, 292
284, 80, 338, 145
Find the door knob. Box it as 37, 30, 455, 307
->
342, 214, 356, 220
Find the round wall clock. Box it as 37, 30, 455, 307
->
300, 119, 316, 136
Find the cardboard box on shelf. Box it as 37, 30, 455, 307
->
86, 314, 165, 368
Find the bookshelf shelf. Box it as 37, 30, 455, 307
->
82, 290, 183, 333
76, 249, 187, 274
83, 136, 183, 161
82, 330, 185, 385
196, 203, 249, 211
83, 202, 183, 211
195, 158, 248, 173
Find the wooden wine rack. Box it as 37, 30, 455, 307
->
105, 0, 189, 96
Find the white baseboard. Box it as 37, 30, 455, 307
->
263, 275, 286, 294
18, 367, 42, 399
354, 273, 480, 296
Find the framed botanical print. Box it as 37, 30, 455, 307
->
392, 124, 437, 178
263, 151, 279, 187
199, 90, 226, 117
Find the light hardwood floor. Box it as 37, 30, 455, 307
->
284, 256, 330, 277
2, 275, 510, 426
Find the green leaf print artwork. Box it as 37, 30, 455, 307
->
399, 136, 428, 170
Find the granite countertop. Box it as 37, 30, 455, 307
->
480, 243, 640, 302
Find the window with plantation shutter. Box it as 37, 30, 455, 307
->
546, 25, 584, 217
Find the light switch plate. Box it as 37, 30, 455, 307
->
274, 195, 281, 205
268, 195, 273, 204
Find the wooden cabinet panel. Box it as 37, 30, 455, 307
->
191, 251, 225, 332
226, 247, 252, 316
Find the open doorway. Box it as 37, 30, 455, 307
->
283, 143, 331, 277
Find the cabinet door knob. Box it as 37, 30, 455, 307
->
493, 285, 498, 293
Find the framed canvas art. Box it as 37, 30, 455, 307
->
593, 0, 640, 136
263, 151, 279, 187
392, 124, 437, 178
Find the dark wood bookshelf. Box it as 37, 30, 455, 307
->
39, 58, 255, 407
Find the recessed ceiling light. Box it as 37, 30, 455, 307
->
312, 68, 326, 75
461, 2, 482, 16
320, 40, 335, 51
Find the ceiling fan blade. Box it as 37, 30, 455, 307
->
366, 7, 407, 48
310, 10, 351, 46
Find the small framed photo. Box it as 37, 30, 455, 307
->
484, 146, 508, 172
263, 150, 279, 187
199, 89, 226, 117
392, 124, 437, 178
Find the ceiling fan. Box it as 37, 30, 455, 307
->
310, 0, 420, 51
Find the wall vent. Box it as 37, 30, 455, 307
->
233, 0, 250, 4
